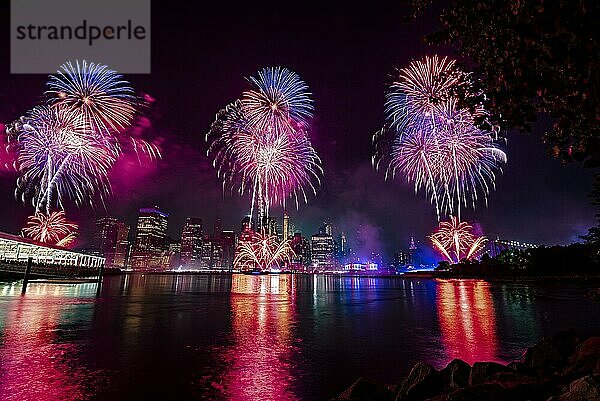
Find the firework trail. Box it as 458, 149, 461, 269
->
234, 231, 295, 271
429, 216, 487, 264
22, 210, 78, 248
374, 55, 506, 220
207, 67, 322, 222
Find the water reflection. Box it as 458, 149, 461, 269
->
0, 283, 100, 401
436, 280, 501, 365
217, 274, 299, 401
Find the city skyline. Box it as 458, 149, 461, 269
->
88, 204, 538, 269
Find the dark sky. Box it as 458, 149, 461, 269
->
0, 2, 596, 260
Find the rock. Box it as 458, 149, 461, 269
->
506, 361, 535, 376
484, 371, 542, 389
550, 375, 600, 401
334, 377, 395, 401
469, 362, 510, 386
551, 330, 581, 361
524, 337, 564, 375
396, 362, 443, 401
563, 337, 600, 378
441, 359, 471, 391
444, 384, 517, 401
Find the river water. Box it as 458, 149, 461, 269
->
0, 274, 599, 401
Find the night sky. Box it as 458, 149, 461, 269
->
0, 2, 596, 260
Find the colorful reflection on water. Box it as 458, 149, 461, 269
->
216, 274, 299, 401
436, 280, 501, 365
0, 283, 102, 401
0, 275, 599, 401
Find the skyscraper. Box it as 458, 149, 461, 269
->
130, 207, 169, 270
283, 210, 290, 241
200, 218, 235, 270
180, 217, 203, 268
311, 223, 335, 270
324, 222, 333, 236
94, 216, 130, 268
113, 222, 130, 268
291, 232, 311, 268
220, 230, 236, 270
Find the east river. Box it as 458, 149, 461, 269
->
1, 274, 599, 400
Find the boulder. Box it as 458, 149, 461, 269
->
396, 362, 443, 401
441, 359, 471, 391
484, 371, 542, 389
469, 362, 510, 386
334, 377, 395, 401
444, 384, 517, 401
551, 330, 581, 361
563, 337, 600, 378
549, 375, 600, 401
506, 361, 535, 376
524, 337, 564, 375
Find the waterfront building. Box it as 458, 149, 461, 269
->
94, 217, 130, 268
130, 207, 169, 270
394, 250, 412, 267
180, 217, 203, 268
0, 231, 104, 268
311, 224, 335, 270
291, 232, 311, 268
113, 222, 130, 268
200, 219, 235, 270
168, 239, 181, 268
283, 211, 290, 242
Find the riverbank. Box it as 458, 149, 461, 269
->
332, 331, 600, 401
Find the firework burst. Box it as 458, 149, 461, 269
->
7, 60, 160, 213
429, 216, 487, 264
22, 210, 78, 248
374, 56, 506, 220
234, 231, 295, 271
14, 105, 115, 213
207, 67, 321, 221
242, 66, 313, 134
46, 60, 137, 139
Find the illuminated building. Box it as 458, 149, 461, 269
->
220, 230, 236, 269
130, 207, 169, 270
239, 217, 254, 242
201, 219, 235, 270
394, 237, 419, 268
323, 222, 333, 236
290, 232, 311, 267
0, 231, 104, 268
336, 232, 348, 263
267, 217, 278, 236
94, 216, 130, 268
168, 239, 181, 268
343, 261, 378, 271
113, 222, 130, 268
282, 210, 290, 241
394, 250, 412, 267
180, 217, 203, 268
489, 238, 538, 257
311, 224, 335, 270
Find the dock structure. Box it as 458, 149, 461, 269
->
0, 231, 105, 288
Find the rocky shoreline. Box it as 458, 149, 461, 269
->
331, 331, 600, 401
